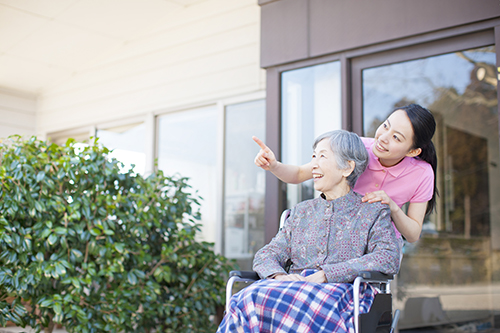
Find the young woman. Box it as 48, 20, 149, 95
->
254, 104, 437, 243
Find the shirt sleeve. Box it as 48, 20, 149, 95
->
252, 208, 295, 279
409, 162, 434, 203
320, 207, 401, 283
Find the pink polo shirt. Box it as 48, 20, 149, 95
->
354, 138, 434, 237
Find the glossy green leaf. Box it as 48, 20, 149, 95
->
89, 228, 101, 236
47, 234, 57, 245
54, 227, 68, 235
40, 228, 51, 239
34, 200, 44, 212
54, 303, 62, 315
71, 249, 83, 258
103, 229, 114, 236
36, 171, 45, 182
39, 299, 53, 307
114, 243, 125, 253
127, 272, 137, 285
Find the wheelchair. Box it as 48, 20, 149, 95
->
225, 210, 401, 333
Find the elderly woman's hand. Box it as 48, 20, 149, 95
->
304, 270, 327, 283
273, 274, 307, 281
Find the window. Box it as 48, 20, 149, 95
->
48, 96, 268, 266
49, 129, 94, 147
281, 61, 342, 207
97, 123, 146, 175
224, 100, 266, 270
156, 100, 266, 260
49, 122, 147, 176
362, 46, 498, 330
157, 106, 218, 243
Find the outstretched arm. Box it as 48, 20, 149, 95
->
252, 136, 313, 184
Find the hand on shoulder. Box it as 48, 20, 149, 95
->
361, 190, 398, 213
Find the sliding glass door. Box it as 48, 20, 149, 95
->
361, 46, 499, 331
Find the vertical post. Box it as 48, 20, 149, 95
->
350, 58, 363, 136
89, 125, 96, 144
144, 112, 155, 177
215, 101, 225, 255
341, 53, 352, 131
264, 66, 283, 244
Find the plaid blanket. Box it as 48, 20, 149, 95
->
217, 279, 376, 333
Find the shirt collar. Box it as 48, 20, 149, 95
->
320, 190, 359, 213
366, 142, 412, 178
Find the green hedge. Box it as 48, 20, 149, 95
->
0, 136, 235, 332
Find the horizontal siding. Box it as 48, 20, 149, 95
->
47, 24, 259, 95
0, 124, 34, 139
140, 0, 257, 37
0, 90, 36, 138
0, 90, 37, 111
95, 1, 259, 66
40, 42, 260, 111
38, 0, 263, 134
39, 64, 263, 131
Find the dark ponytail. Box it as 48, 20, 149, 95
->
397, 104, 438, 215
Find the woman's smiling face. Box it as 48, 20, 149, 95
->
311, 139, 352, 200
373, 110, 421, 167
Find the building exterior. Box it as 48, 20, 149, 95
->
259, 0, 500, 330
1, 0, 500, 330
0, 0, 266, 259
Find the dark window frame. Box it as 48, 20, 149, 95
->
351, 29, 495, 135
264, 21, 500, 243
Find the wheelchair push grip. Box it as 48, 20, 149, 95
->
229, 270, 260, 280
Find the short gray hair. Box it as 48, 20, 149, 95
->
313, 130, 368, 188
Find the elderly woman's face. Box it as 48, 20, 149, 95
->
311, 139, 351, 200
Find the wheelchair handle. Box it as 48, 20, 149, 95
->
358, 271, 394, 281
229, 270, 260, 280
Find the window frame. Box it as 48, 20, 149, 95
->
351, 29, 495, 135
265, 20, 500, 242
153, 91, 266, 255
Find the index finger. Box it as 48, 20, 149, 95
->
252, 136, 269, 151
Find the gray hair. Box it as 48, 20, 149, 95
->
313, 130, 368, 188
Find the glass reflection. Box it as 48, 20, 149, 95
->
281, 61, 342, 207
97, 123, 146, 175
157, 107, 218, 243
363, 47, 499, 331
224, 100, 266, 270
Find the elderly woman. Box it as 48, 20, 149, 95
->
217, 130, 401, 333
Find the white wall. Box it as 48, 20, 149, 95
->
0, 0, 265, 249
37, 0, 265, 136
0, 88, 36, 139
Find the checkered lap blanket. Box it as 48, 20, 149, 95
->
217, 279, 376, 333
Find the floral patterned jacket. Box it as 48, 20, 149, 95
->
253, 190, 402, 283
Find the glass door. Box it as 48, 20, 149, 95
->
359, 46, 499, 331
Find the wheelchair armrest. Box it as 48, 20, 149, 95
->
226, 271, 261, 313
358, 271, 394, 281
229, 270, 261, 281
353, 271, 394, 332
